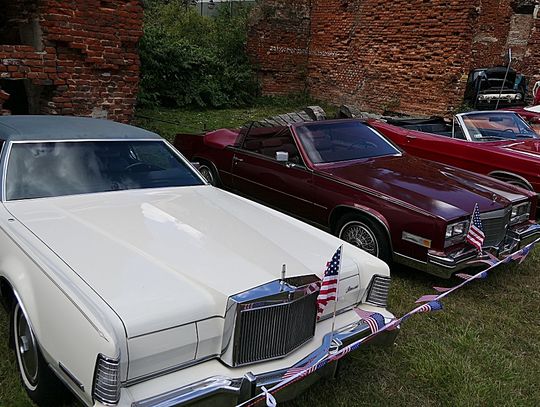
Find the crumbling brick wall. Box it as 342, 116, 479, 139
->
246, 0, 311, 95
248, 0, 540, 116
0, 0, 143, 122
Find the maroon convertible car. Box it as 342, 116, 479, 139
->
174, 119, 540, 278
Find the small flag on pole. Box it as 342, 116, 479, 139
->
316, 246, 341, 319
466, 203, 485, 251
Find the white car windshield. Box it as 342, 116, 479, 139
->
462, 113, 537, 141
6, 140, 204, 200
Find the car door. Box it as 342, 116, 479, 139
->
230, 127, 314, 220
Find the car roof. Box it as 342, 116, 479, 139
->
0, 115, 161, 142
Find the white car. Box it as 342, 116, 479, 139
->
0, 116, 396, 406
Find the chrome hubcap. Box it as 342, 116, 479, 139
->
15, 305, 39, 387
340, 222, 379, 257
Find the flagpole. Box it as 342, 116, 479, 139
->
330, 245, 343, 342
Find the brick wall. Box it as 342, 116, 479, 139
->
0, 0, 143, 122
246, 0, 311, 95
248, 0, 540, 116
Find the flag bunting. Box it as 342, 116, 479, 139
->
235, 238, 540, 407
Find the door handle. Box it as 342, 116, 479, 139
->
406, 135, 417, 141
233, 156, 244, 164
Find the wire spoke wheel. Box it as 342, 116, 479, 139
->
199, 164, 216, 186
339, 221, 380, 257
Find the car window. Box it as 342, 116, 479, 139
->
295, 121, 400, 164
6, 140, 204, 200
241, 127, 304, 165
462, 113, 537, 141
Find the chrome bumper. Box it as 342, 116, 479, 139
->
131, 318, 398, 407
424, 222, 540, 278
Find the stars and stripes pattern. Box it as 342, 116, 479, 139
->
304, 281, 321, 295
316, 246, 342, 320
414, 300, 443, 314
505, 245, 532, 264
466, 203, 485, 251
354, 308, 386, 334
236, 239, 540, 407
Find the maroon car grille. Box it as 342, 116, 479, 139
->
480, 209, 511, 248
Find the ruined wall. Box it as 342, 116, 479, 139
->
246, 0, 311, 95
248, 0, 540, 116
0, 0, 143, 122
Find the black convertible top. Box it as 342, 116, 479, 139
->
0, 115, 160, 142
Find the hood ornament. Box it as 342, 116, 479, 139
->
492, 193, 497, 203
280, 264, 287, 291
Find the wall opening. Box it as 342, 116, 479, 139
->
0, 80, 29, 114
0, 0, 42, 49
0, 79, 49, 115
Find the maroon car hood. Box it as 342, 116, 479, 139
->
315, 155, 524, 220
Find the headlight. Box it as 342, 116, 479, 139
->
445, 220, 469, 247
510, 202, 531, 225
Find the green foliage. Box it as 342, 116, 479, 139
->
139, 0, 258, 109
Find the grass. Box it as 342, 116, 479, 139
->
1, 103, 539, 406
134, 96, 337, 141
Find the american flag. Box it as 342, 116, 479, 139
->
316, 246, 342, 320
466, 203, 485, 252
414, 300, 443, 314
354, 308, 386, 334
506, 244, 532, 264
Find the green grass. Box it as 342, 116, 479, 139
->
1, 104, 539, 406
289, 257, 540, 407
134, 96, 337, 141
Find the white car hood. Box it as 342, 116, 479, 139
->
6, 186, 365, 337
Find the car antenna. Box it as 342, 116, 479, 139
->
495, 48, 512, 110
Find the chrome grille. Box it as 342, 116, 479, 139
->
234, 291, 318, 366
365, 275, 391, 307
480, 208, 510, 248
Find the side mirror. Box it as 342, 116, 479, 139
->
275, 151, 289, 162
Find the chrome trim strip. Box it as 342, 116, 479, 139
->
231, 173, 315, 206
1, 141, 11, 202
59, 362, 85, 391
9, 138, 162, 143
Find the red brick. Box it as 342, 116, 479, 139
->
248, 0, 540, 116
0, 0, 143, 122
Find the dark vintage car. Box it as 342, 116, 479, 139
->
370, 112, 540, 196
464, 67, 526, 109
174, 119, 540, 278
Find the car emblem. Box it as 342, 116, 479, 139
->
346, 284, 359, 293
492, 194, 497, 203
